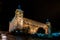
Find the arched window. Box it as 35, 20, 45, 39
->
37, 28, 45, 34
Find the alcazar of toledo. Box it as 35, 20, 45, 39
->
9, 7, 51, 34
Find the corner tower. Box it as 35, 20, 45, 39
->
9, 5, 23, 32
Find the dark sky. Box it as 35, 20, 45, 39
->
0, 0, 60, 32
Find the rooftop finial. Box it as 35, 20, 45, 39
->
18, 4, 21, 9
46, 19, 49, 22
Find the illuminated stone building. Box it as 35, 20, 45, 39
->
9, 5, 49, 34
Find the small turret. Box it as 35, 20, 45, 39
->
46, 19, 51, 34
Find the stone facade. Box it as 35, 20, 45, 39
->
9, 9, 49, 34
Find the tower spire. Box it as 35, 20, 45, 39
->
18, 4, 21, 9
46, 19, 51, 37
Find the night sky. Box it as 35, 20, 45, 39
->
0, 0, 60, 32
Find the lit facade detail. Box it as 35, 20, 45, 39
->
9, 9, 49, 34
46, 19, 51, 37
